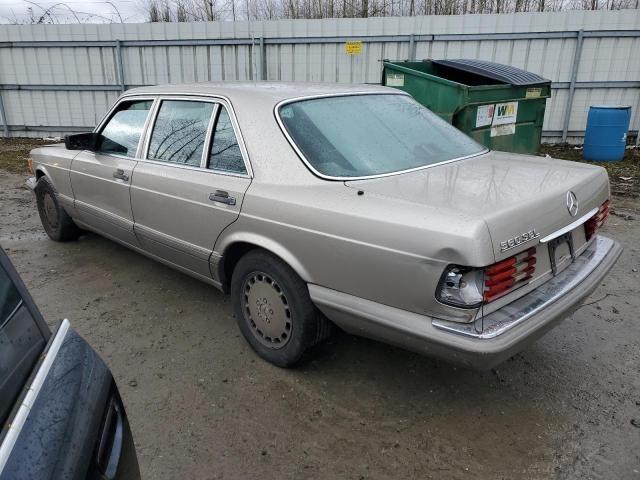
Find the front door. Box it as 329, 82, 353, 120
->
130, 98, 251, 281
70, 99, 154, 247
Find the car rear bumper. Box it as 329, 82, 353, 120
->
308, 235, 622, 369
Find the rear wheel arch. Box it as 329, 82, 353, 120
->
217, 237, 312, 293
229, 248, 332, 367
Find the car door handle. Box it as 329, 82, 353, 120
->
209, 190, 236, 206
113, 169, 129, 182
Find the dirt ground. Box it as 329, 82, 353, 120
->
1, 139, 639, 480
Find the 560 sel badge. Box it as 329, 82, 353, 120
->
500, 229, 540, 252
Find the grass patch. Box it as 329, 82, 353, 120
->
540, 144, 639, 198
0, 138, 53, 174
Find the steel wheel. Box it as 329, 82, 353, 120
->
242, 271, 292, 349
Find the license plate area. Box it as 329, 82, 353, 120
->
547, 231, 575, 275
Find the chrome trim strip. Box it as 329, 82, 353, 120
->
0, 300, 23, 330
273, 92, 489, 181
75, 200, 134, 232
57, 193, 75, 210
0, 319, 71, 473
75, 219, 223, 290
137, 97, 161, 160
135, 223, 211, 260
201, 103, 221, 169
130, 156, 250, 179
432, 236, 615, 339
539, 207, 598, 243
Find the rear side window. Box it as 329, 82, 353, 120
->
207, 107, 246, 175
97, 100, 153, 157
148, 100, 215, 167
0, 263, 47, 427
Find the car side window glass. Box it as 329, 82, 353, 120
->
0, 265, 21, 328
147, 100, 215, 167
0, 261, 48, 428
208, 107, 247, 175
96, 100, 153, 157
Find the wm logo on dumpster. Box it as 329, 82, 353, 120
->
497, 104, 516, 117
493, 101, 518, 126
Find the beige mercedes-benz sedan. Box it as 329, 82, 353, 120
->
27, 82, 621, 368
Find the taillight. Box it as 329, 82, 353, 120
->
436, 266, 484, 308
483, 247, 536, 303
584, 200, 611, 241
437, 247, 537, 308
27, 157, 34, 174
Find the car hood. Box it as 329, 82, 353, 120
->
345, 150, 610, 261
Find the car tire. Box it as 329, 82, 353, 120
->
35, 176, 81, 242
231, 250, 331, 367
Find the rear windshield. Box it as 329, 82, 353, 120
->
278, 94, 485, 179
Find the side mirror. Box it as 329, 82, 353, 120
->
64, 132, 99, 151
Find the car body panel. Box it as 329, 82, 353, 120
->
345, 150, 610, 261
131, 159, 251, 278
29, 144, 78, 214
309, 236, 622, 369
2, 325, 109, 480
70, 151, 140, 247
219, 180, 492, 322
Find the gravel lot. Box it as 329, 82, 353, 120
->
1, 139, 639, 479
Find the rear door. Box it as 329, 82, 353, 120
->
131, 97, 252, 281
70, 98, 155, 247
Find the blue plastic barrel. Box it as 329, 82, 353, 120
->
583, 105, 631, 162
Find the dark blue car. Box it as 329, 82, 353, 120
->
0, 247, 140, 480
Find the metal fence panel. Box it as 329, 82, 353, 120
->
0, 10, 638, 141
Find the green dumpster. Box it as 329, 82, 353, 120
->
381, 59, 551, 154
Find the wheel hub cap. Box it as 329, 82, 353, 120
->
243, 272, 291, 349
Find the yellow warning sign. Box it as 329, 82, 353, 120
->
525, 87, 542, 98
345, 41, 363, 55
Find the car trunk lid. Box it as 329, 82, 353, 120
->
344, 150, 610, 263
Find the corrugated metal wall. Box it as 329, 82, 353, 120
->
0, 10, 638, 142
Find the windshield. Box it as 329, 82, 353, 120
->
278, 94, 485, 178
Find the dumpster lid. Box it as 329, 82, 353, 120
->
432, 59, 550, 86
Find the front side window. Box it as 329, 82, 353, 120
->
97, 100, 153, 157
278, 94, 485, 178
207, 107, 246, 175
148, 100, 215, 167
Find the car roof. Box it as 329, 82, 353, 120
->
124, 81, 401, 106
